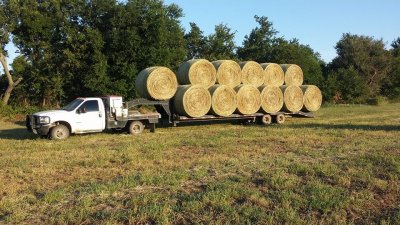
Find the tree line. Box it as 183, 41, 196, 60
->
1, 0, 399, 107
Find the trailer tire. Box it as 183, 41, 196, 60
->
275, 113, 286, 124
261, 114, 272, 125
128, 121, 144, 135
50, 124, 70, 140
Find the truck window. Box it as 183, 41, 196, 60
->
62, 99, 84, 111
81, 100, 99, 112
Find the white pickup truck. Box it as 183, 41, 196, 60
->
26, 96, 161, 140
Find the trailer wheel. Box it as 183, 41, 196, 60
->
261, 114, 272, 125
128, 121, 144, 135
275, 113, 286, 124
50, 124, 70, 140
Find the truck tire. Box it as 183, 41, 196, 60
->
275, 113, 286, 124
261, 114, 272, 125
128, 121, 144, 135
50, 124, 70, 140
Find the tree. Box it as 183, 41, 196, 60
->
9, 55, 31, 105
237, 15, 277, 62
269, 38, 324, 86
0, 0, 22, 105
7, 0, 186, 105
184, 22, 206, 60
203, 23, 237, 61
237, 15, 323, 87
382, 38, 400, 99
329, 33, 391, 99
326, 67, 367, 103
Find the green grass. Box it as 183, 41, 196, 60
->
0, 104, 400, 224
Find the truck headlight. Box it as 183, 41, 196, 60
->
39, 116, 50, 124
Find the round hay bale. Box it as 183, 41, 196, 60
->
260, 63, 284, 86
258, 85, 284, 113
280, 85, 304, 113
209, 85, 237, 117
300, 85, 322, 112
239, 61, 264, 87
212, 60, 242, 88
177, 59, 216, 88
234, 85, 261, 115
280, 64, 303, 86
173, 85, 211, 118
135, 67, 178, 100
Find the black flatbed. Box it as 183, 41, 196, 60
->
125, 98, 314, 126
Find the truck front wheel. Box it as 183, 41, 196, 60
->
50, 124, 70, 140
128, 121, 144, 135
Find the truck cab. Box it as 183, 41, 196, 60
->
26, 96, 161, 140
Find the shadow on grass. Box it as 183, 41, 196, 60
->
0, 128, 38, 140
288, 123, 400, 131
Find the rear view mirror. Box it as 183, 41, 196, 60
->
77, 107, 87, 114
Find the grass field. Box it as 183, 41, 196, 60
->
0, 104, 400, 224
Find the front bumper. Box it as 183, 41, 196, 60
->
26, 115, 53, 136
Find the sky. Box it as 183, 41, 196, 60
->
5, 0, 400, 65
162, 0, 400, 62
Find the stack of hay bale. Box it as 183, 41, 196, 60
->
135, 59, 322, 118
279, 64, 322, 113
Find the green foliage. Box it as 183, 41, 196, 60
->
184, 22, 206, 59
328, 33, 392, 100
269, 38, 324, 86
184, 22, 237, 61
0, 103, 42, 119
381, 38, 400, 100
366, 96, 389, 106
237, 16, 323, 87
237, 15, 277, 62
203, 23, 237, 61
326, 67, 368, 103
7, 0, 186, 105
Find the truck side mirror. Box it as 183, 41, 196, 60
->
77, 107, 87, 114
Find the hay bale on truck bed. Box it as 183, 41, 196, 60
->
260, 63, 285, 87
280, 64, 303, 86
212, 60, 242, 88
258, 85, 284, 113
239, 61, 264, 87
234, 85, 261, 115
209, 85, 237, 117
300, 85, 322, 112
173, 85, 211, 118
280, 85, 304, 113
136, 67, 178, 100
177, 59, 216, 88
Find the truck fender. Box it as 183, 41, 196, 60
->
53, 121, 72, 133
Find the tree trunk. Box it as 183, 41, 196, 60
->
0, 51, 22, 105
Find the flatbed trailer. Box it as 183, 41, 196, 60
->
126, 98, 314, 132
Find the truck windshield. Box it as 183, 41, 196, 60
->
62, 99, 84, 111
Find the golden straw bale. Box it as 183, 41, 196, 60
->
234, 84, 261, 114
136, 67, 178, 100
177, 59, 216, 88
173, 85, 211, 117
239, 61, 264, 87
209, 85, 237, 116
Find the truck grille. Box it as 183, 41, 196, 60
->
33, 116, 40, 125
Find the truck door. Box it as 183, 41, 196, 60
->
74, 99, 105, 132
